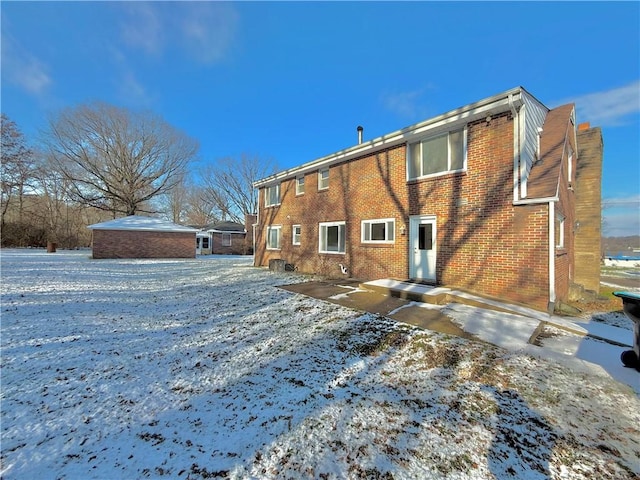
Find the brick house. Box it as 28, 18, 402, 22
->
196, 220, 250, 255
88, 216, 198, 259
253, 87, 603, 312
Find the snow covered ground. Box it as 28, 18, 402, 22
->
1, 249, 639, 479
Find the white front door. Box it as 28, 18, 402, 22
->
409, 215, 437, 281
196, 237, 202, 255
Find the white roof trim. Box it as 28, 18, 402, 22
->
88, 215, 198, 233
254, 86, 528, 188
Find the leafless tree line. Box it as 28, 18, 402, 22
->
1, 104, 276, 248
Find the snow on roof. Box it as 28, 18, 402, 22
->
87, 215, 198, 233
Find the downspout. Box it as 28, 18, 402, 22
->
509, 94, 521, 203
548, 200, 556, 313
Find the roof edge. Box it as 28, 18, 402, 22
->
254, 86, 528, 188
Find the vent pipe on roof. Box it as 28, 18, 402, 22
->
357, 125, 363, 144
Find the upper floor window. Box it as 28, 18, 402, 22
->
265, 184, 280, 207
318, 168, 329, 190
319, 221, 345, 254
555, 213, 565, 249
296, 175, 305, 195
361, 218, 395, 243
408, 128, 466, 180
267, 225, 281, 250
292, 225, 301, 245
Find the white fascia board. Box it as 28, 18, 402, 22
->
208, 229, 246, 234
253, 87, 526, 188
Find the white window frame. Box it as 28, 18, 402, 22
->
296, 175, 305, 195
266, 225, 281, 250
222, 233, 231, 247
555, 214, 565, 249
319, 221, 346, 254
292, 225, 301, 245
265, 184, 280, 207
318, 168, 329, 190
361, 218, 395, 244
407, 128, 467, 180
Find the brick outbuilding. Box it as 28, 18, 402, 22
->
88, 216, 198, 259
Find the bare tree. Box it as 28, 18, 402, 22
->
200, 154, 276, 224
45, 102, 199, 216
185, 185, 219, 226
1, 114, 36, 235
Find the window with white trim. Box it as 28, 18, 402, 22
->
296, 175, 305, 195
292, 225, 301, 245
222, 233, 231, 247
265, 184, 280, 207
266, 225, 281, 250
318, 168, 329, 190
319, 221, 345, 254
408, 128, 466, 179
361, 218, 395, 243
555, 213, 565, 249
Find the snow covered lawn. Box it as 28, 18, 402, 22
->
1, 250, 639, 479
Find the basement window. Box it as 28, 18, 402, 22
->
361, 218, 395, 243
319, 221, 345, 254
267, 225, 281, 250
292, 225, 301, 245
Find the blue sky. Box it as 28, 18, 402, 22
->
2, 1, 639, 237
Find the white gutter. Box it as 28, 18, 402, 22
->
254, 87, 526, 188
548, 200, 556, 311
509, 94, 521, 203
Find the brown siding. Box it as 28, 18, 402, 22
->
92, 230, 196, 259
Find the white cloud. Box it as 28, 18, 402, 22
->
602, 195, 640, 236
603, 209, 640, 237
381, 85, 436, 119
119, 3, 164, 56
603, 194, 640, 209
179, 3, 239, 65
553, 81, 640, 127
1, 32, 51, 95
116, 2, 238, 65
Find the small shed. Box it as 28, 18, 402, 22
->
87, 216, 198, 259
196, 221, 249, 255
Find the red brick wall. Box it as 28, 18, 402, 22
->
255, 145, 410, 280
255, 111, 553, 310
211, 233, 246, 255
92, 230, 196, 259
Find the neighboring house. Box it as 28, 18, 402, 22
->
88, 216, 198, 259
253, 86, 603, 312
196, 220, 251, 255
